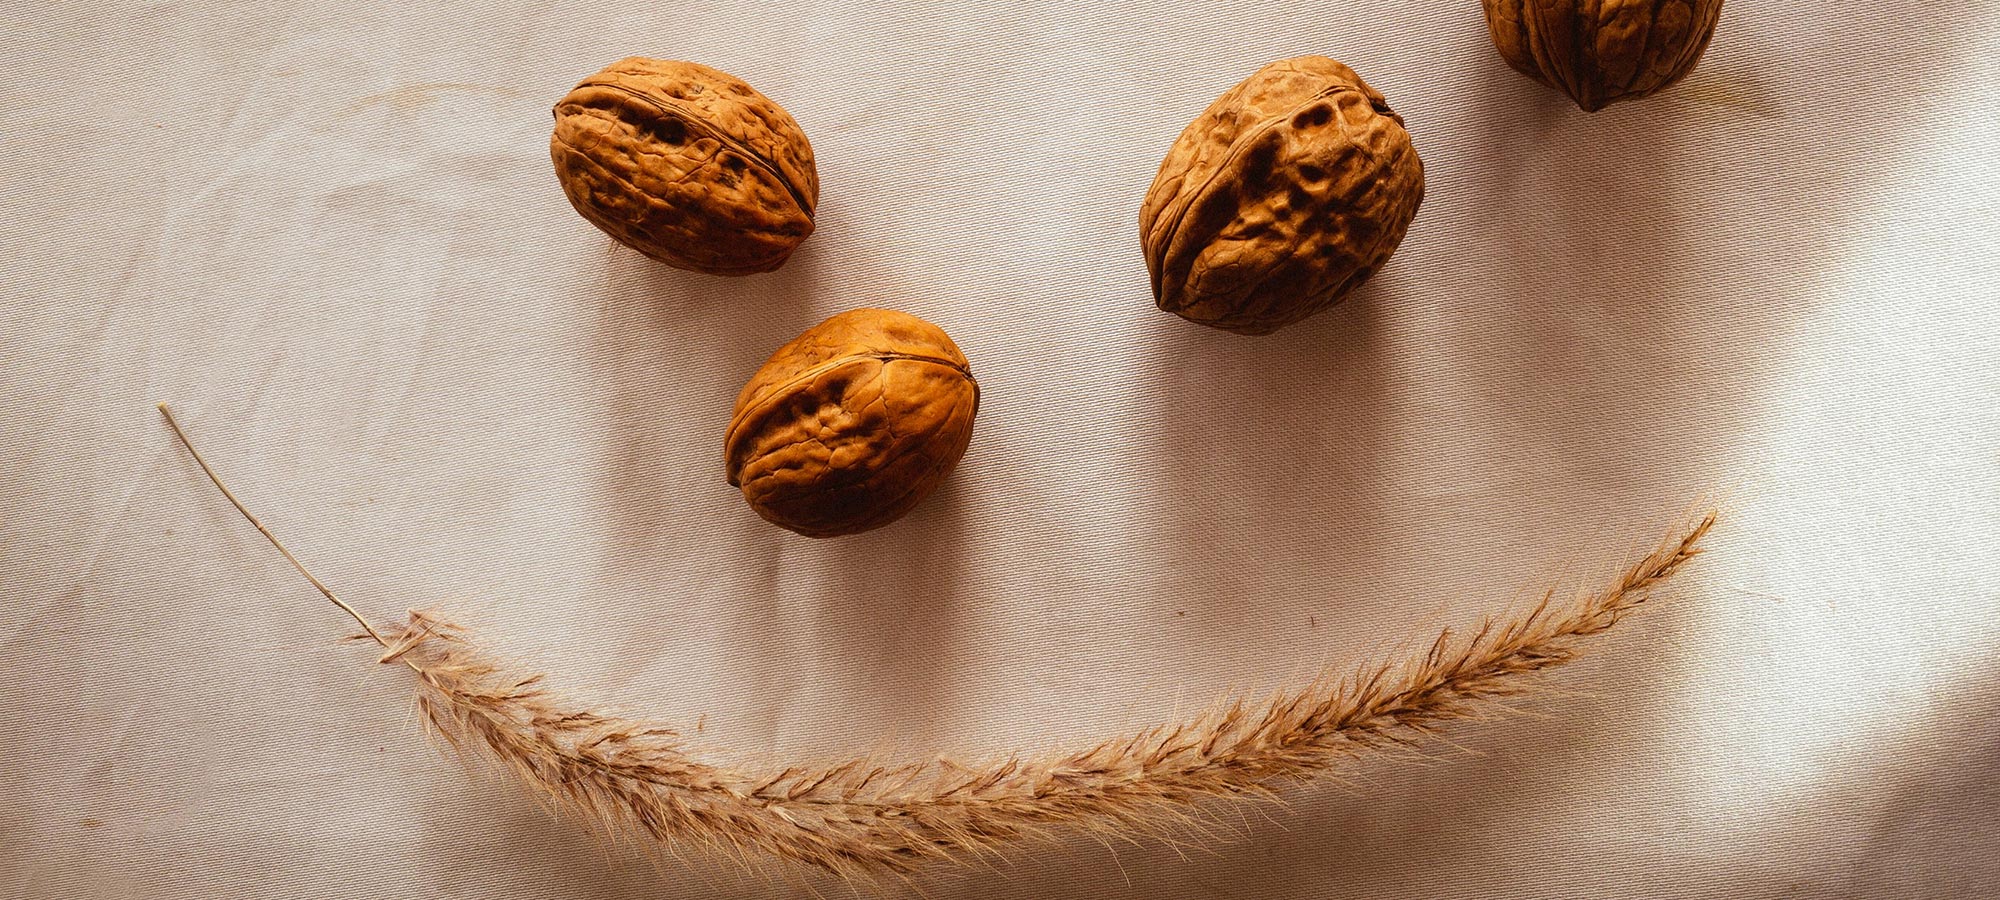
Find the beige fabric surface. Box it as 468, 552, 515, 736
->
4, 2, 1997, 897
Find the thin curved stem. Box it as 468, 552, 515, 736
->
156, 403, 390, 649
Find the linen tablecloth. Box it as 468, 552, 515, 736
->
4, 3, 1997, 897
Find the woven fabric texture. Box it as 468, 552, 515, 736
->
3, 3, 1997, 897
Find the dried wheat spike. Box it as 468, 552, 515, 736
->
384, 514, 1713, 877
161, 401, 1713, 879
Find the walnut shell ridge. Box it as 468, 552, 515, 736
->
1483, 0, 1725, 112
725, 309, 979, 538
1140, 57, 1424, 336
551, 58, 819, 275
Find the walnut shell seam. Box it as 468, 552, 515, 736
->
549, 147, 801, 277
723, 352, 980, 489
1483, 0, 1725, 111
1145, 82, 1398, 308
565, 78, 814, 219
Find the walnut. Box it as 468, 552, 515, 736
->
550, 58, 818, 275
1483, 0, 1725, 111
725, 309, 979, 538
1140, 57, 1424, 336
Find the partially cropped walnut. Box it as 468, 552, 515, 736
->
1483, 0, 1725, 111
551, 58, 818, 275
725, 309, 979, 538
1140, 57, 1424, 335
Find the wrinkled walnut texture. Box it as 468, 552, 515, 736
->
551, 58, 819, 275
1483, 0, 1725, 111
725, 309, 979, 538
1140, 57, 1424, 335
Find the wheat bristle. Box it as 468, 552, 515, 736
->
383, 514, 1714, 878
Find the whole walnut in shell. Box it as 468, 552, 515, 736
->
1140, 57, 1424, 335
551, 58, 818, 275
725, 309, 979, 538
1483, 0, 1725, 111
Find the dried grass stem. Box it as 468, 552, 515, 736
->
160, 403, 1714, 877
405, 515, 1709, 876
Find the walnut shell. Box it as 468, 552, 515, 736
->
725, 309, 979, 538
1140, 57, 1424, 336
551, 58, 819, 275
1483, 0, 1724, 111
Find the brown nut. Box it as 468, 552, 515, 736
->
725, 309, 979, 538
1140, 57, 1424, 336
1483, 0, 1724, 112
551, 58, 818, 275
